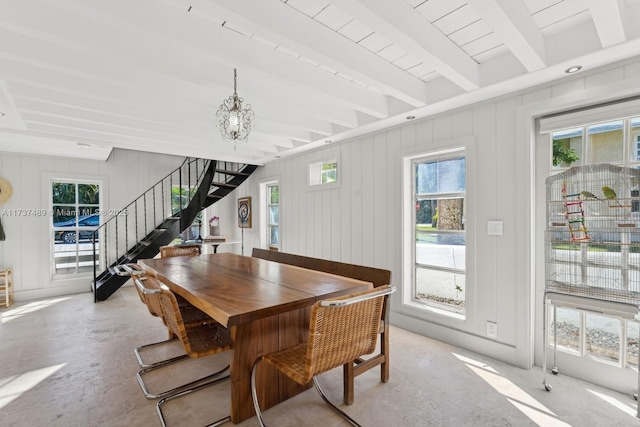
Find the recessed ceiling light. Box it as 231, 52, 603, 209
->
77, 143, 91, 148
565, 65, 582, 74
325, 140, 332, 144
406, 115, 416, 120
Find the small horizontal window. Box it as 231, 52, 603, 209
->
309, 159, 338, 186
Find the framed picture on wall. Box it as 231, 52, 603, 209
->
238, 197, 252, 228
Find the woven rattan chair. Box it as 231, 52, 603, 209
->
159, 244, 201, 258
114, 264, 208, 370
134, 276, 232, 427
251, 285, 396, 427
250, 248, 392, 405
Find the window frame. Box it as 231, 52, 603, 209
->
267, 183, 279, 250
402, 140, 473, 322
308, 155, 340, 190
50, 178, 102, 279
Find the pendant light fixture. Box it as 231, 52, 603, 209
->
216, 68, 254, 149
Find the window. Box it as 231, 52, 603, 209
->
551, 117, 640, 169
309, 158, 337, 186
546, 113, 640, 371
413, 154, 466, 314
51, 181, 100, 275
267, 184, 279, 249
171, 185, 201, 240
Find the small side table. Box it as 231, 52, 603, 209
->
0, 267, 13, 308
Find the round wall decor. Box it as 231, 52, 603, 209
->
0, 178, 13, 204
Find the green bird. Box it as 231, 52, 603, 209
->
602, 186, 617, 199
581, 191, 600, 200
602, 185, 623, 207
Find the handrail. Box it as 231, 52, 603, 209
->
91, 157, 210, 301
91, 159, 256, 302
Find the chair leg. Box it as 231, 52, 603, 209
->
134, 338, 190, 369
380, 325, 390, 383
137, 362, 229, 400
252, 358, 362, 427
313, 377, 362, 427
343, 362, 355, 405
156, 374, 231, 427
251, 359, 268, 427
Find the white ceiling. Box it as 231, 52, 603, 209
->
0, 0, 639, 164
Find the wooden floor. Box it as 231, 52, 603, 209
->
0, 286, 637, 427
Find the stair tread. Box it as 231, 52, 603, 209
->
94, 159, 258, 301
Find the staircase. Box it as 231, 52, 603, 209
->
91, 157, 258, 302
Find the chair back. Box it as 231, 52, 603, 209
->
160, 244, 201, 258
304, 285, 395, 383
134, 276, 192, 351
114, 264, 161, 317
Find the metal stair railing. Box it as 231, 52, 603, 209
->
90, 159, 258, 302
91, 157, 209, 300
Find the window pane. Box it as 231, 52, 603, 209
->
415, 267, 465, 308
269, 206, 278, 225
416, 232, 465, 269
416, 157, 465, 194
52, 206, 77, 224
551, 306, 581, 355
630, 118, 640, 162
321, 162, 337, 183
52, 182, 76, 204
586, 313, 620, 365
627, 321, 639, 369
588, 120, 623, 164
269, 226, 279, 245
552, 128, 582, 168
78, 184, 99, 204
268, 186, 279, 204
53, 230, 77, 274
79, 206, 100, 219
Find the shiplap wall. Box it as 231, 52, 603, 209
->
1, 57, 639, 390
0, 148, 184, 300
222, 57, 640, 377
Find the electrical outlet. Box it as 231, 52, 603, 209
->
487, 321, 497, 339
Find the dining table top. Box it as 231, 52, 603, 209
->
138, 253, 373, 327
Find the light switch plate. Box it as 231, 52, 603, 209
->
487, 220, 503, 236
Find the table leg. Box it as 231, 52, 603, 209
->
228, 309, 311, 423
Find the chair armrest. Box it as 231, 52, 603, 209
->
321, 285, 396, 307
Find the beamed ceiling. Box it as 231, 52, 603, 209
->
0, 0, 639, 164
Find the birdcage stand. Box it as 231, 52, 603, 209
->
542, 290, 640, 418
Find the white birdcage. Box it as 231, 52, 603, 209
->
545, 163, 640, 304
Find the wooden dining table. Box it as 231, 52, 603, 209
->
138, 253, 373, 423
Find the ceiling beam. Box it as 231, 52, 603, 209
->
332, 0, 480, 91
467, 0, 546, 71
182, 0, 427, 107
47, 0, 390, 119
585, 0, 626, 47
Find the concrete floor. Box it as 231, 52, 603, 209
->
0, 286, 638, 427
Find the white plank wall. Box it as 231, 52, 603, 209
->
224, 57, 640, 378
0, 149, 184, 300
1, 57, 640, 390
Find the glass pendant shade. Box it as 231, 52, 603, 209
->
216, 69, 254, 149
